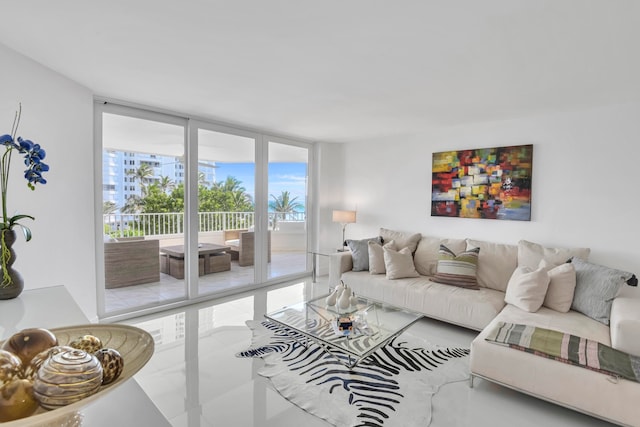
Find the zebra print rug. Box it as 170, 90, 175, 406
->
237, 320, 470, 427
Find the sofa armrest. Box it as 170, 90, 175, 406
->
610, 297, 640, 357
328, 252, 352, 288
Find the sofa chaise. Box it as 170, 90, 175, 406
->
329, 228, 640, 426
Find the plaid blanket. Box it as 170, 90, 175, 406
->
485, 322, 640, 383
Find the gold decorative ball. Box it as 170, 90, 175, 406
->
23, 345, 74, 381
94, 348, 124, 385
69, 335, 103, 354
0, 378, 39, 422
0, 350, 22, 386
33, 349, 103, 409
1, 328, 58, 366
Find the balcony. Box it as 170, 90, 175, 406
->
103, 211, 308, 315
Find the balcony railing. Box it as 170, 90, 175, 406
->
104, 211, 305, 238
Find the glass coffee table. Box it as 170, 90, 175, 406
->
265, 294, 423, 368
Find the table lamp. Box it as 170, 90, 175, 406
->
332, 210, 357, 251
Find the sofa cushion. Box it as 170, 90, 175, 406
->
379, 228, 421, 253
517, 239, 590, 270
383, 246, 419, 280
346, 236, 382, 271
414, 237, 466, 276
570, 257, 635, 325
343, 270, 505, 330
540, 260, 576, 313
431, 244, 480, 289
466, 239, 518, 292
368, 240, 395, 275
610, 297, 640, 357
504, 266, 550, 312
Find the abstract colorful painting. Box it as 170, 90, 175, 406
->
431, 144, 533, 221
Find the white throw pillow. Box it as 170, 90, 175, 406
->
539, 259, 576, 313
517, 240, 590, 270
504, 266, 550, 312
368, 240, 396, 275
383, 246, 419, 280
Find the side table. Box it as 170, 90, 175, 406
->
309, 248, 339, 283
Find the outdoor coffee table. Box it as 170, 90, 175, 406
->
265, 294, 423, 369
160, 243, 231, 279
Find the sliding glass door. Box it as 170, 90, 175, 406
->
99, 105, 188, 316
195, 124, 257, 297
97, 102, 313, 318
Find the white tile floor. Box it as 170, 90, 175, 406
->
124, 277, 616, 427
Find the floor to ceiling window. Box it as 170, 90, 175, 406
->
96, 102, 312, 319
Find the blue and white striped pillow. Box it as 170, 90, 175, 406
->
431, 244, 480, 290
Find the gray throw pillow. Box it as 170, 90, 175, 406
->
570, 257, 635, 325
347, 236, 383, 271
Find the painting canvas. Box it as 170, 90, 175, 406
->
431, 144, 533, 221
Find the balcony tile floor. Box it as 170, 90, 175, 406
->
105, 251, 308, 314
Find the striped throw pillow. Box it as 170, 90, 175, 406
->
431, 244, 480, 290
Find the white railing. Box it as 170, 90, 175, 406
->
104, 211, 305, 238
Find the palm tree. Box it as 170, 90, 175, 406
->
121, 195, 144, 214
158, 175, 174, 193
217, 176, 245, 193
126, 164, 154, 196
103, 201, 118, 214
230, 190, 252, 210
269, 190, 303, 228
198, 171, 208, 186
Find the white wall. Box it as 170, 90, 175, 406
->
0, 43, 97, 320
324, 102, 640, 284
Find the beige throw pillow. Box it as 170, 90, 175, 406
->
504, 266, 550, 312
539, 259, 576, 313
413, 236, 466, 276
368, 240, 395, 275
379, 228, 421, 253
466, 239, 518, 292
518, 240, 590, 270
383, 246, 419, 280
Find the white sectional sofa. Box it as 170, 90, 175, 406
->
328, 228, 640, 426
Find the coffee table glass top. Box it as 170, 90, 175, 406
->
264, 294, 423, 367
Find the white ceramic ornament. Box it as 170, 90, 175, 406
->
325, 288, 339, 306
338, 286, 352, 310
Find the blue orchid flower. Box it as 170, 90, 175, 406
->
1, 105, 50, 246
1, 105, 50, 287
0, 134, 13, 145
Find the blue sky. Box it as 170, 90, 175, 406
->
215, 162, 307, 210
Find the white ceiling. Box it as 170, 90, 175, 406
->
1, 0, 639, 143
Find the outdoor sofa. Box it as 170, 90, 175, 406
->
104, 236, 160, 288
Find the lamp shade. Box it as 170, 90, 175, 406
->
332, 210, 357, 224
